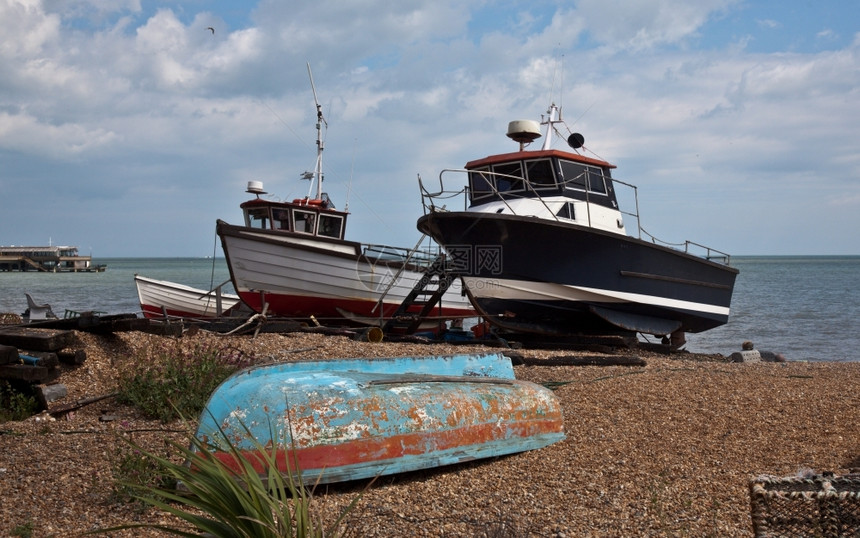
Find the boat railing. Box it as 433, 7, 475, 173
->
369, 233, 448, 315
422, 169, 561, 221
362, 242, 442, 268
421, 170, 732, 265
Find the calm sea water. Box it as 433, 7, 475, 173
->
0, 256, 857, 362
0, 258, 235, 320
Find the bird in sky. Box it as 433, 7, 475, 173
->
206, 27, 215, 34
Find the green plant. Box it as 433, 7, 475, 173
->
116, 341, 254, 422
95, 418, 362, 537
0, 381, 39, 422
11, 520, 34, 538
109, 436, 173, 506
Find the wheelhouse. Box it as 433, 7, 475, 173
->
239, 194, 348, 240
465, 149, 618, 211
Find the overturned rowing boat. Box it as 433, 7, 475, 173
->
194, 352, 564, 485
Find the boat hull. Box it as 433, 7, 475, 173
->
134, 275, 242, 319
216, 220, 475, 324
417, 211, 738, 336
194, 353, 564, 484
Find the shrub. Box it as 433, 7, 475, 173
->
96, 419, 362, 537
116, 341, 255, 422
0, 381, 39, 422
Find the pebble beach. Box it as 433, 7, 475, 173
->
1, 329, 858, 536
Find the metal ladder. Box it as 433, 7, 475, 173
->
382, 254, 455, 335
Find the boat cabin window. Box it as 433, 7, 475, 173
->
318, 214, 344, 239
587, 168, 608, 194
559, 160, 608, 195
469, 168, 494, 199
246, 207, 271, 229
272, 208, 290, 230
293, 210, 316, 234
525, 159, 557, 188
556, 202, 576, 220
493, 162, 524, 192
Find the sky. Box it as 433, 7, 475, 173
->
1, 0, 858, 257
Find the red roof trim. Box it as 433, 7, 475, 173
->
465, 149, 616, 170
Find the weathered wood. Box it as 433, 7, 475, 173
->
19, 351, 60, 369
0, 327, 74, 352
518, 355, 647, 367
57, 349, 87, 365
0, 345, 19, 365
22, 313, 150, 334
0, 364, 50, 382
48, 392, 118, 417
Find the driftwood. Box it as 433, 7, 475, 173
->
516, 355, 647, 367
48, 392, 119, 418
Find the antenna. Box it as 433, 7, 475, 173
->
307, 62, 327, 200
346, 140, 356, 212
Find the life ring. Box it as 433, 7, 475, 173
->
292, 198, 326, 207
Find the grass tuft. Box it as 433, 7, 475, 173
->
115, 340, 255, 422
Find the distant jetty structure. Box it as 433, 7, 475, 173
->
0, 245, 106, 272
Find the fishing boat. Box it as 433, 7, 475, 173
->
134, 275, 243, 319
217, 66, 475, 330
194, 352, 565, 485
416, 103, 738, 347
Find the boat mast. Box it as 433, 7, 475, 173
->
541, 103, 563, 151
307, 62, 327, 200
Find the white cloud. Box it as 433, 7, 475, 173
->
574, 0, 739, 51
0, 0, 858, 255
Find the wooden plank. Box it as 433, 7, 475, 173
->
57, 349, 87, 365
0, 327, 74, 352
518, 355, 647, 367
0, 364, 49, 382
0, 344, 19, 365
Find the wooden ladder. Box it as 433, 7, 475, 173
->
382, 255, 455, 335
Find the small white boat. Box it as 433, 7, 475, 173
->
134, 274, 242, 319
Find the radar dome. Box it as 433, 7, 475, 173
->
506, 120, 542, 144
246, 181, 266, 194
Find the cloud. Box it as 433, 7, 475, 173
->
574, 0, 739, 51
0, 0, 858, 255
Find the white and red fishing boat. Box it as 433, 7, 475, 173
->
417, 103, 738, 347
135, 274, 242, 320
216, 67, 475, 330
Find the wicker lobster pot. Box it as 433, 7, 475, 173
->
749, 473, 860, 537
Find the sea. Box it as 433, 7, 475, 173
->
0, 256, 858, 362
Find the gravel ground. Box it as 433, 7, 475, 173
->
1, 328, 858, 537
